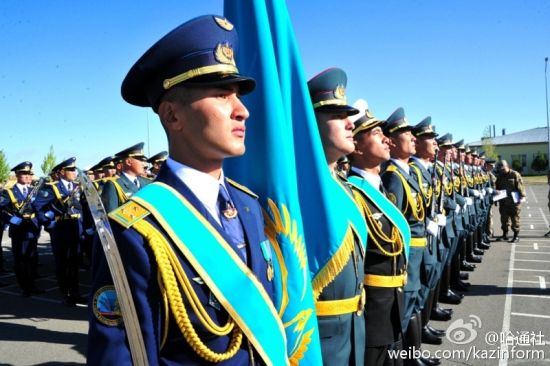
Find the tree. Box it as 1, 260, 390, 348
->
512, 159, 523, 172
531, 152, 548, 173
481, 126, 497, 159
0, 150, 9, 185
41, 145, 57, 176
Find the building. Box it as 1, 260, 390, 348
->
469, 127, 548, 175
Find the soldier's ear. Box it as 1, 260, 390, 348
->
158, 101, 184, 133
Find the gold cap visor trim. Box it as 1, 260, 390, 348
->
163, 64, 239, 90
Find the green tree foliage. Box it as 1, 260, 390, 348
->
0, 150, 9, 184
41, 145, 57, 176
531, 152, 548, 173
481, 126, 497, 159
511, 159, 522, 172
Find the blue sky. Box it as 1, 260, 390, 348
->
1, 1, 549, 174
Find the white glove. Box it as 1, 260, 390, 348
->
473, 189, 480, 197
45, 211, 55, 219
9, 216, 23, 225
455, 205, 461, 213
436, 213, 447, 227
466, 197, 474, 206
47, 221, 56, 229
426, 220, 439, 237
486, 187, 494, 194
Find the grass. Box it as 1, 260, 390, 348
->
523, 175, 549, 184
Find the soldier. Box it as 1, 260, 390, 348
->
307, 68, 365, 366
484, 159, 497, 238
34, 157, 85, 306
88, 15, 287, 365
0, 162, 44, 296
348, 99, 409, 365
495, 160, 525, 242
100, 142, 151, 213
381, 108, 439, 366
147, 150, 168, 178
409, 118, 448, 346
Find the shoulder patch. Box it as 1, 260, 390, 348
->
387, 192, 398, 205
93, 285, 122, 326
226, 178, 258, 199
108, 200, 150, 229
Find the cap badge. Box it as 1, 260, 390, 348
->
334, 84, 346, 100
214, 42, 236, 66
214, 16, 234, 31
365, 109, 374, 119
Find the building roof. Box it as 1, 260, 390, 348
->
469, 127, 548, 147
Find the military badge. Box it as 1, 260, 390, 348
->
214, 16, 234, 31
93, 286, 122, 326
387, 192, 397, 205
214, 42, 236, 66
334, 84, 346, 100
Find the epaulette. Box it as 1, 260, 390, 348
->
108, 200, 151, 229
226, 178, 258, 199
46, 181, 58, 186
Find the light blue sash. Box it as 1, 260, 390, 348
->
131, 182, 288, 366
348, 176, 411, 259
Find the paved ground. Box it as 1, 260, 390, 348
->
0, 184, 549, 365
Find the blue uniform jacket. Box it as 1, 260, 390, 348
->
0, 186, 40, 239
34, 181, 83, 229
87, 164, 274, 366
101, 173, 151, 213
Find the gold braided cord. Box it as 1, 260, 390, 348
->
158, 270, 170, 349
409, 165, 433, 205
352, 190, 403, 257
132, 219, 243, 362
389, 168, 425, 221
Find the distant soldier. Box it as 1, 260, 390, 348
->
100, 143, 151, 213
484, 159, 497, 238
147, 150, 168, 178
0, 162, 44, 296
35, 157, 85, 306
495, 160, 525, 242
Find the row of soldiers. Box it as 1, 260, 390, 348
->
0, 146, 167, 303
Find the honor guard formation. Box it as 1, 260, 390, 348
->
0, 12, 530, 366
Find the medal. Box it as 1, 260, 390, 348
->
222, 205, 238, 219
267, 263, 274, 282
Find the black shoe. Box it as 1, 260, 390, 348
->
461, 261, 476, 271
479, 242, 491, 250
483, 234, 491, 242
467, 255, 482, 263
22, 290, 31, 297
427, 324, 446, 337
422, 326, 443, 345
495, 235, 508, 242
63, 297, 76, 307
440, 290, 462, 304
71, 295, 88, 305
0, 281, 9, 288
459, 272, 470, 280
431, 307, 452, 321
451, 281, 470, 292
509, 236, 519, 243
544, 231, 550, 238
473, 248, 485, 256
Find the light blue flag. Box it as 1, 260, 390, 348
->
224, 0, 368, 364
224, 0, 322, 364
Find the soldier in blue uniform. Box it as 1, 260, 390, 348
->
88, 15, 287, 365
100, 142, 151, 213
307, 68, 366, 366
409, 118, 447, 346
148, 151, 168, 178
348, 99, 409, 366
34, 157, 86, 306
381, 108, 440, 366
0, 162, 44, 296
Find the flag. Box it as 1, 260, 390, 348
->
224, 0, 368, 364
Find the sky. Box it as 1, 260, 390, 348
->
1, 0, 549, 174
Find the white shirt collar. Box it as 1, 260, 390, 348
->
15, 183, 29, 193
122, 171, 137, 184
60, 178, 72, 191
165, 157, 225, 225
391, 158, 410, 175
410, 156, 431, 170
350, 167, 382, 191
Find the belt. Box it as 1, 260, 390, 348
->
21, 213, 35, 219
364, 274, 406, 288
56, 213, 81, 220
410, 237, 427, 247
316, 289, 365, 316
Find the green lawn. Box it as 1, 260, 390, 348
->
523, 175, 549, 184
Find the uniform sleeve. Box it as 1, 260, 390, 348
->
101, 181, 119, 213
516, 172, 526, 198
381, 172, 406, 212
87, 222, 160, 365
32, 186, 56, 226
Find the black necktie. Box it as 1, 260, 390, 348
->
67, 182, 72, 191
133, 178, 139, 188
217, 184, 247, 263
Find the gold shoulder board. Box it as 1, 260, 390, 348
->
108, 200, 151, 229
226, 178, 259, 199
